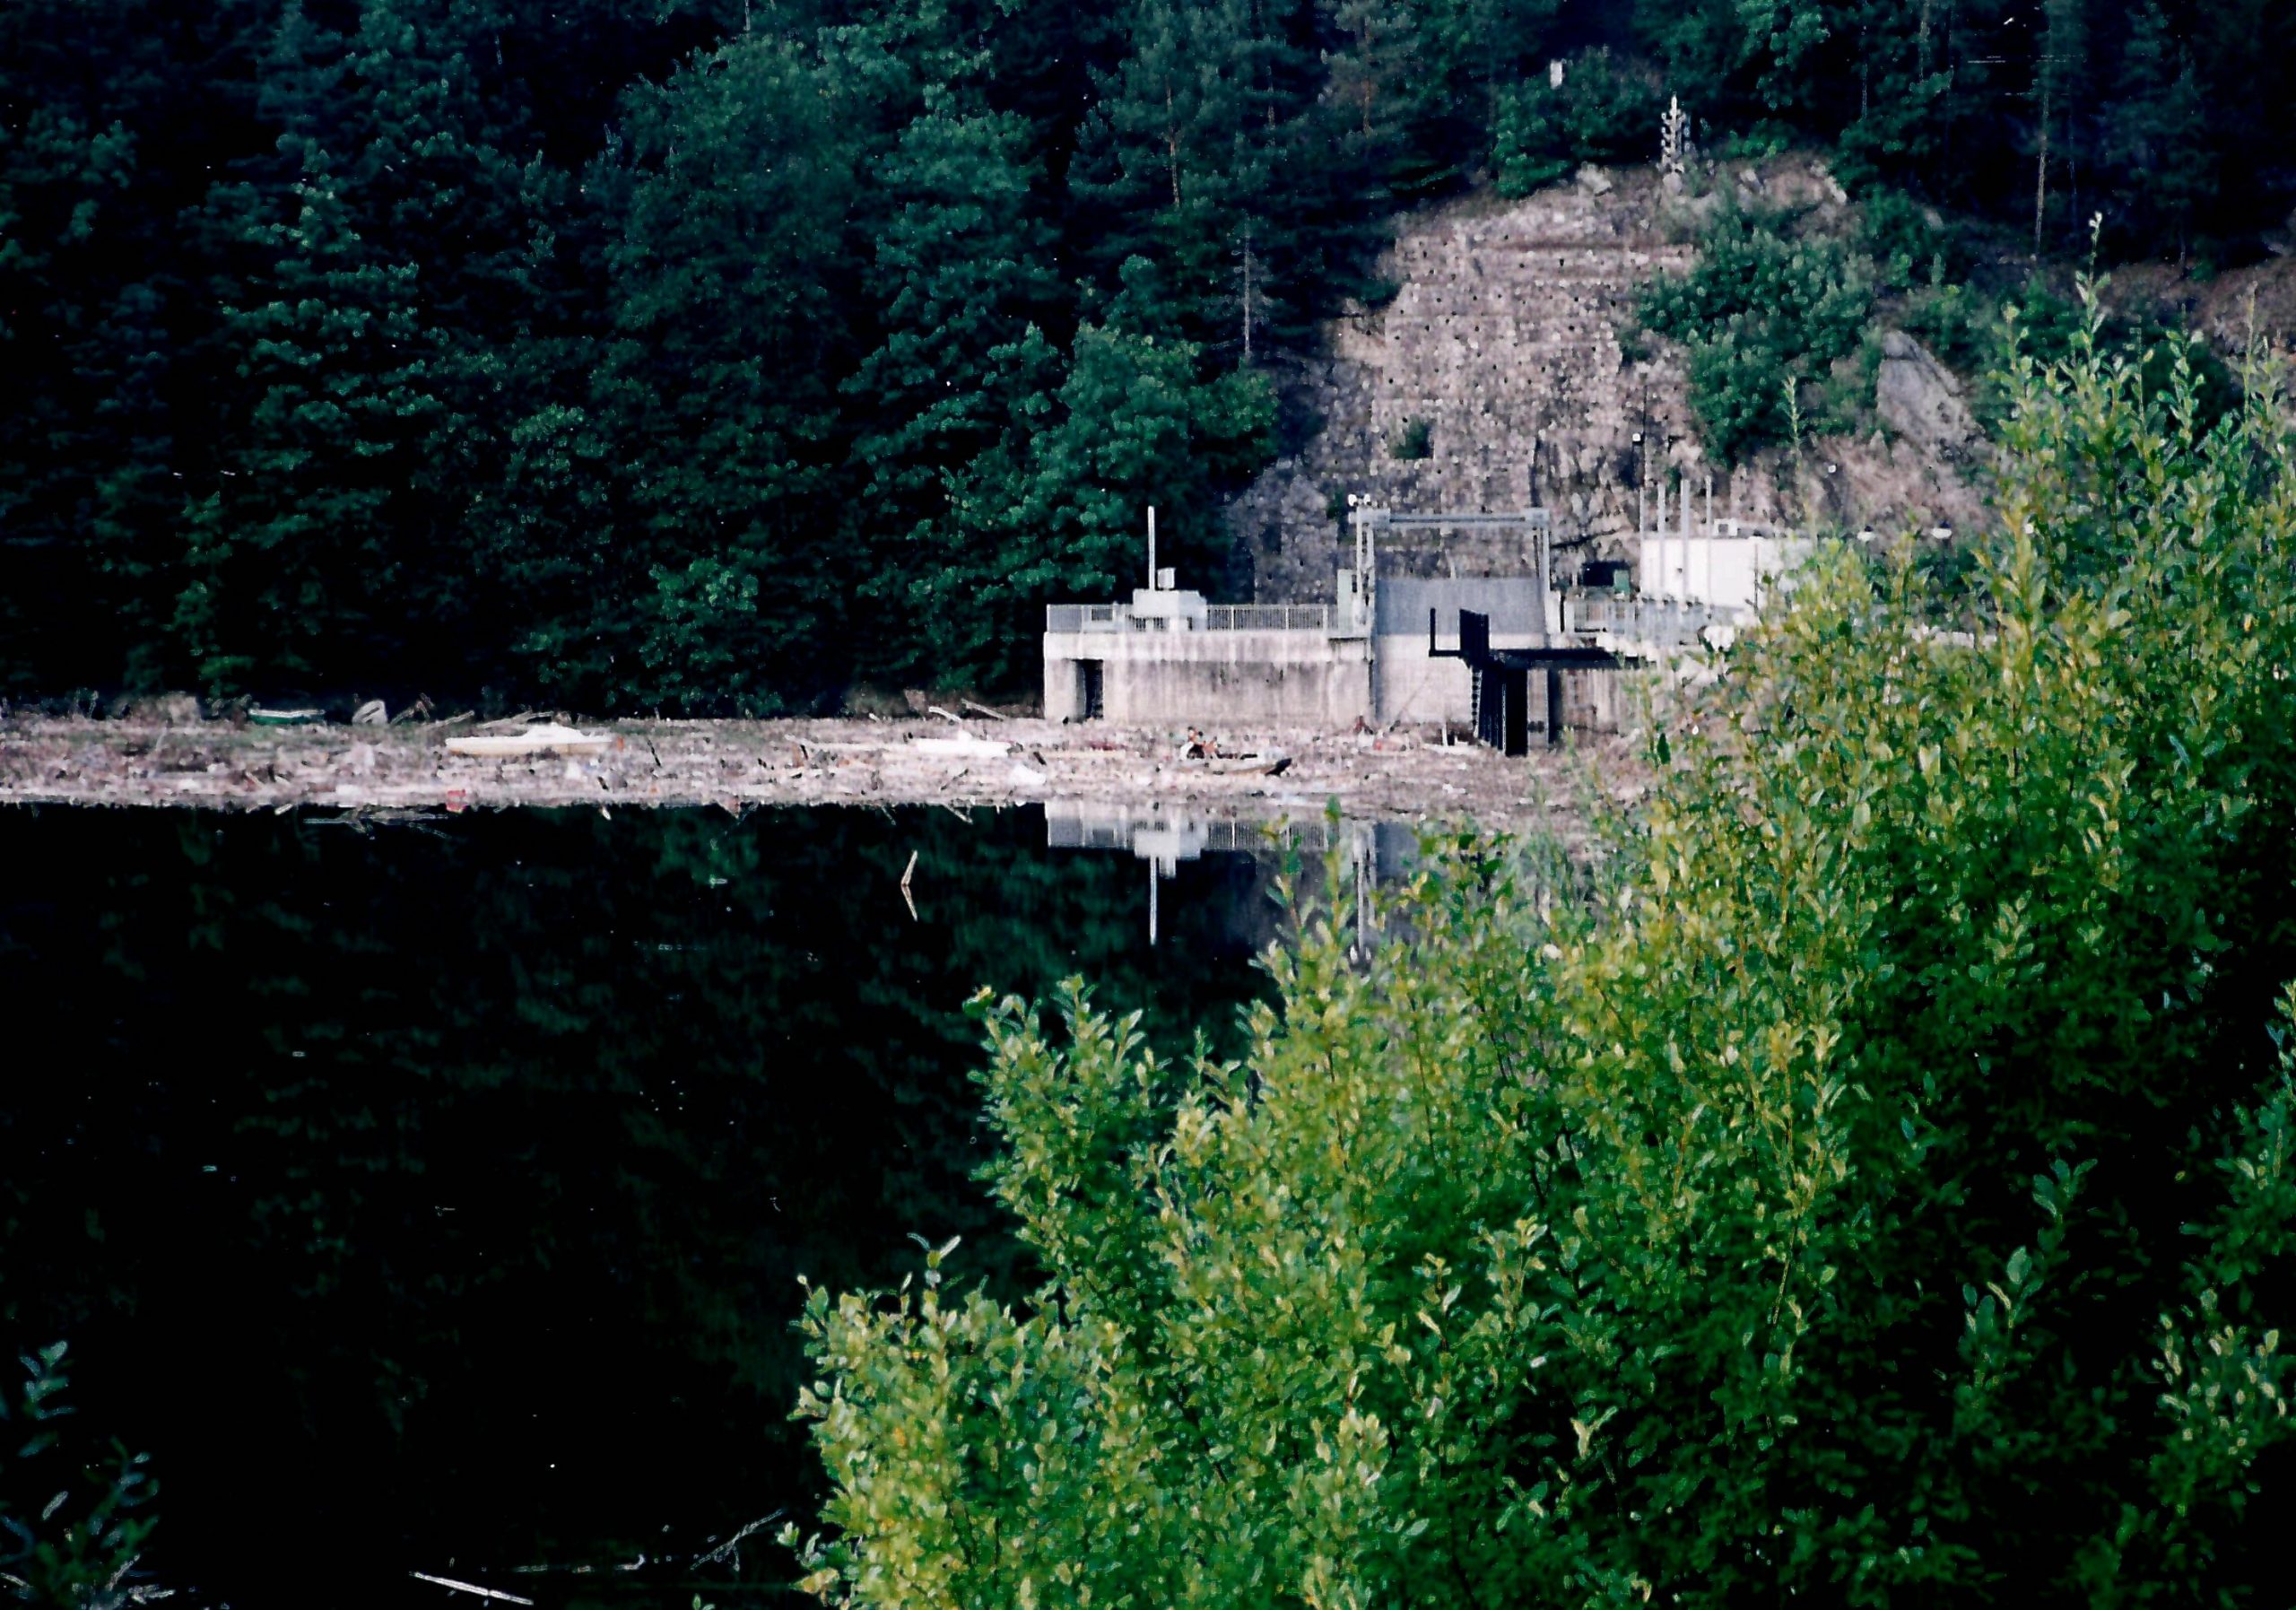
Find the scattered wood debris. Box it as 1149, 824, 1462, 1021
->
0, 711, 1639, 832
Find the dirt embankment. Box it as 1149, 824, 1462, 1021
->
0, 712, 1644, 833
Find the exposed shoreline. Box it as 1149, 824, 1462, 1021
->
0, 713, 1641, 833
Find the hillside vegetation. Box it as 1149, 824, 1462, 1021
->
4, 0, 2290, 709
789, 299, 2296, 1608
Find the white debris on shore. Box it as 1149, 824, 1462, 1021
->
0, 711, 1639, 831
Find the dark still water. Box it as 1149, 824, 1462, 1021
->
0, 804, 1292, 1606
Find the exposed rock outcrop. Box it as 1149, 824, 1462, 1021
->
1229, 170, 1700, 598
1876, 329, 1978, 456
1226, 164, 1988, 599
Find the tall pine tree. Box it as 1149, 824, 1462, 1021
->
593, 31, 860, 711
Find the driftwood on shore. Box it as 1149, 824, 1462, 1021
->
0, 712, 1639, 831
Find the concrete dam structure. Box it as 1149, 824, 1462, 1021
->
1044, 496, 1810, 743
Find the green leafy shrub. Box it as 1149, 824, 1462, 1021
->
1636, 209, 1873, 462
1, 1345, 159, 1608
1492, 50, 1660, 199
1898, 276, 1997, 375
1389, 417, 1433, 461
1913, 274, 2242, 442
787, 307, 2296, 1607
1857, 187, 1969, 293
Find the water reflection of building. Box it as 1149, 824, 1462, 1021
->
1045, 803, 1416, 946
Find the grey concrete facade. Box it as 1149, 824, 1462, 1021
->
1042, 626, 1371, 727
1041, 621, 1634, 733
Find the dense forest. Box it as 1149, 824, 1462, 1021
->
4, 0, 2291, 710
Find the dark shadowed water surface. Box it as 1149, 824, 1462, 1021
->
0, 805, 1298, 1606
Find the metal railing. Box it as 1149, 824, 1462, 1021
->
1569, 596, 1742, 648
1204, 604, 1332, 632
1046, 602, 1336, 634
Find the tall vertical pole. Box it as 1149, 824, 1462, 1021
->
1147, 506, 1157, 588
1672, 480, 1681, 594
1662, 480, 1680, 606
1535, 514, 1553, 644
1679, 470, 1692, 605
1702, 474, 1716, 601
1361, 509, 1377, 718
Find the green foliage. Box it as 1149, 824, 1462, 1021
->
1637, 207, 1873, 462
924, 320, 1274, 688
1901, 274, 2241, 442
846, 98, 1058, 686
586, 30, 860, 713
0, 1345, 158, 1607
4, 0, 2294, 704
1388, 416, 1432, 461
1896, 277, 1998, 376
1492, 48, 1660, 198
1856, 187, 1966, 293
790, 318, 2296, 1605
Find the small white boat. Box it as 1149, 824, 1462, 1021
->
445, 722, 612, 758
248, 707, 324, 726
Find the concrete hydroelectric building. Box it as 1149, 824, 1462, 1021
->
1043, 495, 1812, 748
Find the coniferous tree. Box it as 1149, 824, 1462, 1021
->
848, 99, 1061, 683
1833, 0, 1956, 188
0, 0, 215, 693
1738, 0, 1834, 116
1408, 0, 1563, 180
1631, 0, 1747, 123
2031, 0, 2089, 253
2100, 3, 2212, 261
1493, 47, 1662, 197
593, 32, 860, 711
2189, 0, 2296, 252
178, 3, 440, 691
1070, 0, 1271, 346
1321, 0, 1429, 196
932, 314, 1274, 686
178, 0, 587, 696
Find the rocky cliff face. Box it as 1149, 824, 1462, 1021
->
1227, 165, 1988, 603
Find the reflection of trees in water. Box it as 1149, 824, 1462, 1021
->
0, 806, 1274, 1601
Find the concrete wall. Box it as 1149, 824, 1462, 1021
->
1046, 627, 1640, 734
1044, 629, 1370, 727
1372, 634, 1540, 725
1639, 531, 1813, 608
1373, 637, 1637, 732
1376, 577, 1548, 639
